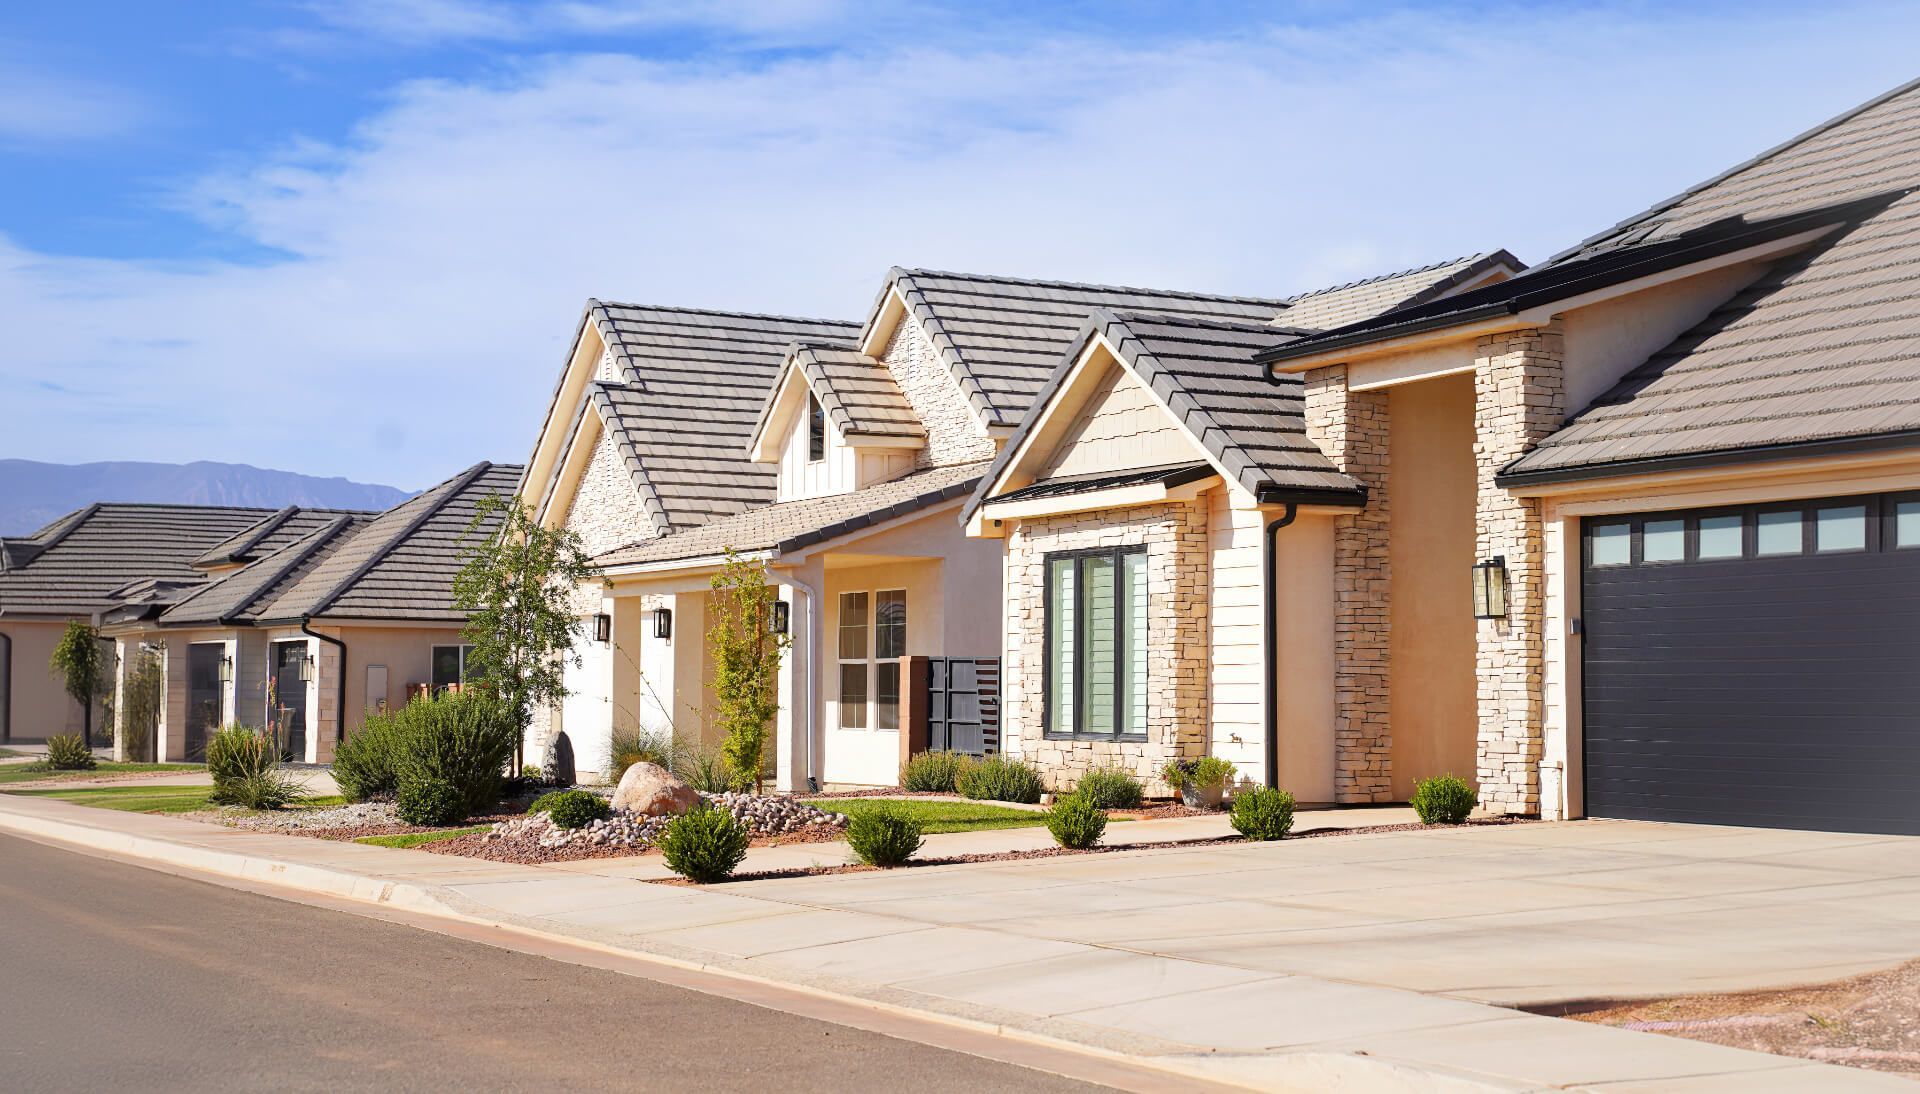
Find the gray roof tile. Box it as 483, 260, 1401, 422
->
0, 504, 277, 618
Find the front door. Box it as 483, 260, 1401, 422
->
273, 643, 309, 761
185, 644, 224, 761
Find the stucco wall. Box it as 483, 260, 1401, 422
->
1387, 373, 1479, 798
1, 619, 102, 743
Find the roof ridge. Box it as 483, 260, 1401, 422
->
892, 266, 1292, 307
589, 297, 862, 328
302, 462, 496, 620
1275, 255, 1487, 304
1105, 310, 1306, 336
86, 502, 281, 514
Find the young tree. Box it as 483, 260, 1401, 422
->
49, 620, 106, 750
452, 494, 598, 773
707, 551, 789, 792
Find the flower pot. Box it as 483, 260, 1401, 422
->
1180, 783, 1224, 809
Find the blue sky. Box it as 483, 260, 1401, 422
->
3, 2, 1918, 490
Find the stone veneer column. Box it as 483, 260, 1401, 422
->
1302, 365, 1392, 803
1472, 325, 1565, 815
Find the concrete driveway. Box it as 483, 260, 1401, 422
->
733, 818, 1920, 1007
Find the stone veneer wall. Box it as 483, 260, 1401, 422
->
1000, 503, 1210, 792
1472, 325, 1565, 815
880, 312, 998, 468
1302, 366, 1393, 802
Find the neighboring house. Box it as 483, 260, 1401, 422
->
522, 260, 1519, 790
970, 76, 1920, 835
0, 504, 280, 744
98, 462, 520, 763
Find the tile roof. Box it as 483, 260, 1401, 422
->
0, 505, 95, 571
160, 516, 370, 626
1504, 191, 1920, 481
986, 462, 1217, 505
258, 462, 522, 623
962, 312, 1365, 523
1272, 253, 1520, 331
581, 303, 863, 537
0, 504, 276, 619
595, 461, 990, 568
190, 505, 380, 569
782, 343, 924, 443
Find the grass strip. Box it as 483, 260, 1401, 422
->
0, 762, 202, 786
356, 826, 489, 849
805, 797, 1052, 835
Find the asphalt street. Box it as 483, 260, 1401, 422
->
0, 833, 1111, 1093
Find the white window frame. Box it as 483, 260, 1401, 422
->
835, 588, 907, 731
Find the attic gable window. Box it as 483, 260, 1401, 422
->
807, 391, 826, 462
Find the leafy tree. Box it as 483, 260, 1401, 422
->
707, 552, 789, 792
49, 620, 105, 750
118, 645, 165, 762
451, 493, 598, 773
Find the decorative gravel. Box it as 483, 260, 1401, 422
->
485, 809, 665, 851
210, 801, 402, 832
704, 791, 849, 835
427, 791, 851, 864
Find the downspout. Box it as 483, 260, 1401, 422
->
1262, 504, 1297, 789
778, 566, 823, 794
301, 617, 349, 751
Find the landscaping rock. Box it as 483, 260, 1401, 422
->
704, 791, 848, 834
611, 762, 700, 816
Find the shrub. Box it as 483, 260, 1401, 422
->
671, 742, 731, 794
396, 777, 466, 826
44, 734, 95, 771
608, 726, 674, 782
1410, 774, 1478, 825
1160, 755, 1237, 791
900, 750, 969, 793
529, 789, 611, 830
955, 755, 1045, 804
1072, 766, 1143, 809
657, 804, 751, 883
391, 690, 518, 822
1230, 787, 1296, 841
331, 711, 405, 802
1045, 793, 1108, 849
206, 726, 305, 809
846, 803, 925, 867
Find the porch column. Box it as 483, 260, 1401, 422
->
1303, 365, 1393, 803
1472, 324, 1566, 816
111, 638, 130, 761
310, 635, 338, 764
774, 558, 825, 793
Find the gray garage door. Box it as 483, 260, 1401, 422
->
1581, 491, 1920, 834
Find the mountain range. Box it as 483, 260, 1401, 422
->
0, 459, 415, 536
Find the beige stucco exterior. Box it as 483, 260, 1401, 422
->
1, 618, 105, 743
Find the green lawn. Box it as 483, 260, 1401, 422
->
0, 762, 201, 786
806, 798, 1052, 834
11, 785, 344, 814
356, 826, 489, 849
0, 748, 26, 758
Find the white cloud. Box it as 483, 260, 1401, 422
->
3, 3, 1919, 487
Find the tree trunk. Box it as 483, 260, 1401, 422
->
81, 695, 92, 751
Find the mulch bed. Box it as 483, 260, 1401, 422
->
1563, 957, 1920, 1078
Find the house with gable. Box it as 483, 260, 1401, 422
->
521, 258, 1521, 790
970, 76, 1920, 836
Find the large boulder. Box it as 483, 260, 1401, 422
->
611, 761, 700, 817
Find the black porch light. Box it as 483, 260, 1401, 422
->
1471, 556, 1509, 620
296, 649, 316, 682
218, 654, 234, 685
769, 600, 791, 635
651, 607, 673, 640
593, 612, 613, 643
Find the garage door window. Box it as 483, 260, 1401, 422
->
1642, 519, 1686, 563
1589, 522, 1631, 566
1816, 505, 1868, 553
1697, 514, 1743, 559
1756, 510, 1803, 556
1896, 499, 1920, 548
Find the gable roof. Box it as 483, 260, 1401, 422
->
256, 462, 522, 623
747, 342, 925, 454
0, 504, 276, 619
551, 302, 863, 539
158, 516, 370, 626
1270, 253, 1520, 332
962, 312, 1364, 524
1, 505, 97, 571
190, 505, 380, 569
595, 460, 989, 569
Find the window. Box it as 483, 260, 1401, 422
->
1756, 509, 1802, 556
874, 590, 905, 730
1816, 505, 1867, 552
1590, 523, 1631, 567
837, 592, 868, 729
807, 391, 826, 462
1045, 547, 1147, 738
1642, 519, 1686, 563
836, 589, 908, 730
1697, 514, 1743, 559
1896, 500, 1920, 548
431, 644, 477, 690
875, 663, 901, 731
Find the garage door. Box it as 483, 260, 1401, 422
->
1582, 491, 1920, 834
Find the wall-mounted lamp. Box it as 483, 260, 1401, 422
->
769, 600, 791, 635
218, 655, 234, 685
593, 612, 612, 643
651, 607, 673, 640
1471, 556, 1509, 620
296, 649, 316, 682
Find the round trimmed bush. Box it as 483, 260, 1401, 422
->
529, 789, 611, 830
1072, 766, 1143, 809
955, 755, 1045, 804
44, 733, 96, 771
396, 777, 466, 826
1230, 786, 1296, 841
1410, 774, 1477, 825
331, 712, 404, 802
657, 804, 751, 883
1045, 793, 1107, 849
899, 750, 969, 793
846, 803, 925, 867
390, 690, 517, 820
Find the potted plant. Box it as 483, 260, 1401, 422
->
1161, 756, 1236, 808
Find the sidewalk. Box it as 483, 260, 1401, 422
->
0, 792, 1903, 1092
